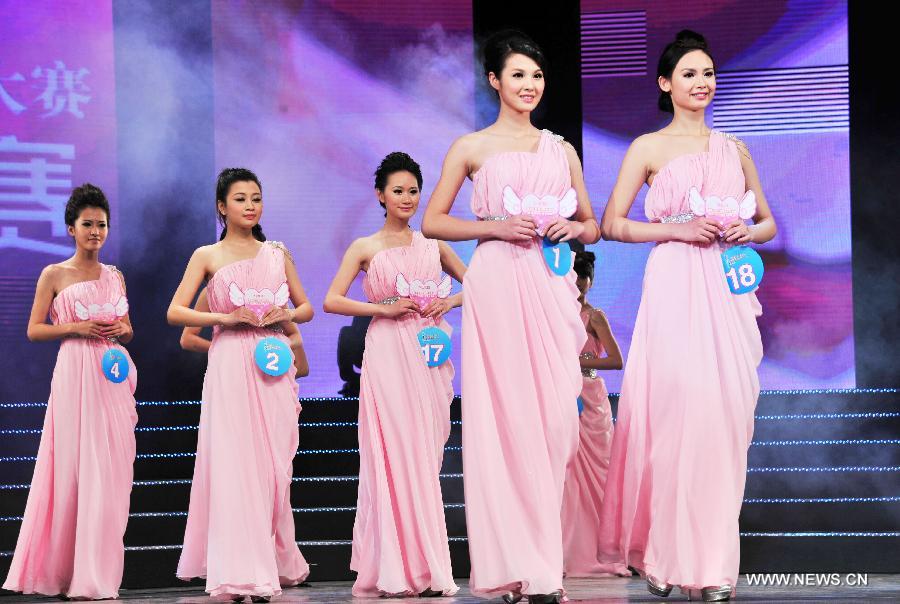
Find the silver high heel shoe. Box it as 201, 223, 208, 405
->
701, 585, 733, 601
501, 592, 523, 604
647, 575, 674, 597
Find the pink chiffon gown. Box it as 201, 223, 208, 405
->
350, 231, 458, 597
177, 241, 309, 598
462, 129, 585, 598
560, 308, 628, 578
598, 130, 764, 593
3, 264, 137, 600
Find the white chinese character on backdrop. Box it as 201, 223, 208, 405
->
0, 73, 27, 115
0, 136, 76, 256
32, 60, 91, 118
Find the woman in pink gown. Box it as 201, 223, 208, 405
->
560, 251, 628, 578
598, 31, 777, 602
4, 184, 137, 600
324, 152, 466, 597
422, 31, 600, 604
167, 168, 314, 601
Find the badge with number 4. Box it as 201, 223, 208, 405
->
101, 349, 129, 383
254, 337, 292, 376
542, 237, 573, 277
721, 246, 764, 295
417, 326, 452, 367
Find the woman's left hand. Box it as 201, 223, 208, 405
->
420, 298, 453, 320
260, 305, 293, 327
722, 219, 753, 243
543, 218, 585, 242
98, 320, 131, 340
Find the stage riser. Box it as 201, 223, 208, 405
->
0, 391, 897, 589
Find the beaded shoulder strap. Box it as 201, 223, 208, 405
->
105, 264, 127, 293
266, 240, 294, 264
720, 131, 751, 160
543, 128, 565, 145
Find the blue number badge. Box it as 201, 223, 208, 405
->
417, 326, 452, 367
101, 349, 129, 383
721, 246, 764, 295
576, 396, 584, 416
542, 237, 573, 277
254, 337, 292, 377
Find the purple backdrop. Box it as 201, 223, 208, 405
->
0, 0, 852, 397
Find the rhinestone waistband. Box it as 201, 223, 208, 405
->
580, 352, 598, 379
478, 215, 508, 221
377, 296, 399, 305
656, 212, 696, 224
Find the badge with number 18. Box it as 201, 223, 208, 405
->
721, 246, 764, 295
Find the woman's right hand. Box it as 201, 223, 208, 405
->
671, 217, 721, 244
377, 299, 419, 319
219, 307, 258, 327
69, 320, 106, 339
492, 215, 538, 242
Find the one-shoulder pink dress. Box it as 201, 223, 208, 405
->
560, 308, 628, 578
177, 242, 309, 598
350, 231, 458, 597
462, 129, 585, 598
598, 131, 764, 593
3, 264, 137, 600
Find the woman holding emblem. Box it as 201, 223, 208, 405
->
324, 152, 466, 597
597, 31, 776, 602
167, 168, 313, 601
422, 31, 600, 604
4, 184, 136, 600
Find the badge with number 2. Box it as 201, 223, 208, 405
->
254, 337, 292, 376
721, 246, 764, 295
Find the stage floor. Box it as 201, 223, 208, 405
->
3, 576, 900, 603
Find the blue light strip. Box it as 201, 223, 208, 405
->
1, 497, 893, 523
2, 467, 894, 492
1, 412, 891, 436
747, 466, 900, 473
741, 532, 900, 538
0, 388, 894, 409
744, 496, 900, 504
1, 420, 466, 434
751, 439, 900, 446
3, 435, 893, 464
755, 412, 900, 420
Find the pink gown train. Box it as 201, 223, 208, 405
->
3, 264, 137, 599
177, 242, 309, 598
598, 130, 764, 592
462, 129, 585, 598
350, 231, 458, 597
560, 309, 628, 578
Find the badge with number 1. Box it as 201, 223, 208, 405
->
542, 237, 573, 277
